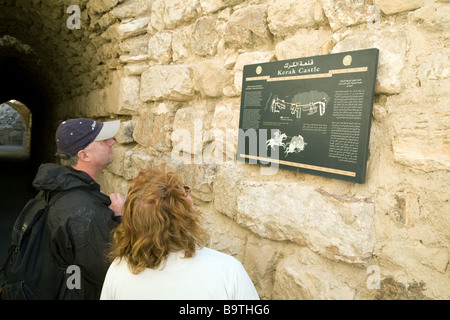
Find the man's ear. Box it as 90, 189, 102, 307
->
77, 149, 90, 161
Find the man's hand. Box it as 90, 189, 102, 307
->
109, 193, 125, 216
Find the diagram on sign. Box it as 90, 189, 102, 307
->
266, 129, 307, 157
268, 90, 330, 119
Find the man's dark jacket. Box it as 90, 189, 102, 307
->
33, 163, 120, 299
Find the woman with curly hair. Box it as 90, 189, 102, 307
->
100, 167, 259, 300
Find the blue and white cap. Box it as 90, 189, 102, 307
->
55, 118, 120, 158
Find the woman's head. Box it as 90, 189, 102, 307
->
108, 166, 205, 274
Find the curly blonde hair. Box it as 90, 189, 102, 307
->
108, 167, 206, 274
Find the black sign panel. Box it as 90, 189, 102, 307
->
236, 48, 379, 183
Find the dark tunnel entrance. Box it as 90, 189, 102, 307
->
0, 51, 57, 263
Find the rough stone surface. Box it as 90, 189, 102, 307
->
140, 65, 195, 101
332, 27, 409, 94
235, 180, 376, 263
3, 0, 449, 300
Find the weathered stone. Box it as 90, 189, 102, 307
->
231, 51, 275, 93
148, 31, 172, 63
419, 52, 450, 80
105, 70, 140, 115
111, 0, 152, 19
108, 17, 151, 40
211, 99, 240, 160
275, 29, 333, 60
108, 143, 134, 178
140, 65, 195, 101
393, 113, 450, 172
273, 255, 356, 299
172, 25, 194, 62
322, 0, 374, 30
410, 2, 450, 31
191, 16, 220, 56
199, 0, 242, 14
268, 0, 324, 37
126, 149, 154, 180
133, 102, 175, 152
171, 104, 207, 162
176, 164, 218, 202
114, 120, 134, 144
150, 0, 201, 31
374, 0, 426, 15
235, 181, 375, 263
332, 27, 409, 94
192, 58, 233, 97
224, 5, 272, 48
119, 34, 148, 56
87, 0, 122, 14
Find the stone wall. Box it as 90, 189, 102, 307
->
50, 0, 449, 299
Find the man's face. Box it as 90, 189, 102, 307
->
83, 138, 116, 169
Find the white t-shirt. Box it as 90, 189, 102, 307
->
100, 247, 260, 300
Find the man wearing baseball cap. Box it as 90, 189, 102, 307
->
4, 118, 125, 300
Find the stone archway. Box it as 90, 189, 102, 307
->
0, 100, 32, 155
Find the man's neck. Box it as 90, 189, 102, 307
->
72, 163, 100, 181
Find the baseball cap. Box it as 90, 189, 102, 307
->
56, 118, 120, 158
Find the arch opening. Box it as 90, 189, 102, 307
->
0, 99, 32, 160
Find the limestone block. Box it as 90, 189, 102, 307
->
106, 70, 140, 115
231, 51, 275, 93
200, 208, 247, 260
172, 25, 194, 62
199, 0, 242, 14
393, 113, 450, 172
115, 120, 134, 144
127, 149, 154, 180
97, 170, 130, 197
148, 31, 173, 63
223, 4, 272, 49
176, 164, 218, 202
419, 52, 450, 81
133, 102, 175, 152
192, 58, 233, 97
213, 164, 245, 219
235, 181, 375, 263
124, 62, 149, 76
171, 104, 207, 162
267, 0, 323, 37
381, 242, 449, 274
275, 29, 333, 60
244, 237, 281, 299
321, 0, 373, 31
191, 16, 220, 57
108, 143, 134, 178
87, 0, 121, 14
140, 65, 195, 101
410, 2, 450, 31
332, 28, 409, 94
119, 34, 149, 56
111, 0, 152, 19
374, 0, 426, 15
210, 99, 240, 160
150, 0, 201, 31
109, 17, 151, 40
273, 255, 356, 299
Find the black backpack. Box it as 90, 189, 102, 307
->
0, 190, 67, 300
